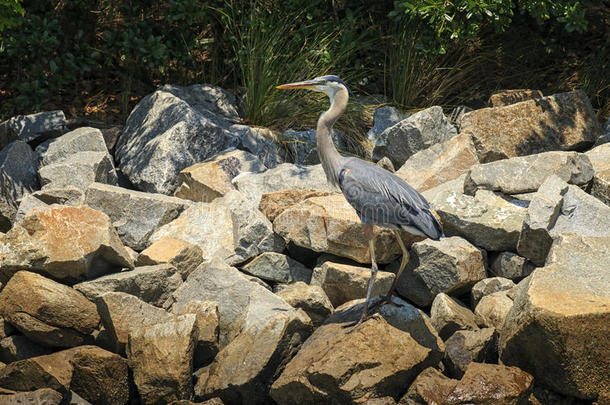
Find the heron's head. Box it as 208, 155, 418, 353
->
277, 75, 348, 100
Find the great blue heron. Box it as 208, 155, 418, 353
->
277, 75, 443, 329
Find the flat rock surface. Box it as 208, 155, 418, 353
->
488, 89, 543, 107
38, 150, 118, 190
0, 205, 133, 283
258, 189, 333, 222
36, 127, 108, 166
275, 282, 334, 327
136, 237, 204, 279
241, 252, 312, 284
0, 271, 99, 347
501, 234, 610, 399
461, 90, 600, 162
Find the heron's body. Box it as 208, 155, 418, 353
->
278, 75, 443, 328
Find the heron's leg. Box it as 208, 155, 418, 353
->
384, 230, 409, 302
346, 235, 378, 332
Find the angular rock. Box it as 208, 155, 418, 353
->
518, 175, 610, 265
396, 133, 479, 192
115, 84, 241, 194
136, 237, 203, 279
0, 140, 39, 231
36, 127, 108, 166
128, 314, 198, 405
241, 252, 311, 284
13, 193, 47, 224
96, 291, 174, 354
461, 90, 600, 163
274, 193, 418, 264
270, 297, 444, 405
464, 151, 594, 195
376, 156, 395, 172
471, 277, 516, 307
586, 143, 610, 205
0, 205, 133, 283
174, 149, 265, 202
0, 345, 128, 402
174, 301, 219, 367
311, 261, 394, 307
150, 190, 283, 266
168, 258, 312, 404
398, 367, 458, 405
275, 282, 334, 327
475, 291, 513, 329
372, 106, 457, 168
84, 182, 192, 250
233, 163, 336, 206
488, 89, 543, 107
0, 388, 63, 404
258, 189, 333, 222
430, 190, 527, 252
32, 185, 84, 205
281, 128, 345, 165
430, 293, 479, 340
39, 151, 118, 190
367, 106, 409, 142
394, 237, 486, 307
444, 328, 498, 378
489, 252, 534, 280
501, 234, 610, 399
74, 264, 182, 307
231, 125, 285, 168
0, 110, 67, 148
0, 271, 100, 347
0, 335, 52, 363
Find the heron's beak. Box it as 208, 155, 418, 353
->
276, 79, 320, 90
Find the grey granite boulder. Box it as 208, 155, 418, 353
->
0, 110, 67, 148
231, 125, 286, 168
150, 190, 284, 266
464, 151, 594, 195
233, 163, 336, 205
281, 128, 345, 165
395, 236, 486, 307
585, 143, 610, 205
84, 182, 192, 250
0, 140, 39, 231
366, 106, 409, 142
372, 106, 457, 168
489, 252, 534, 280
39, 151, 118, 190
115, 84, 242, 195
241, 252, 311, 284
36, 127, 109, 166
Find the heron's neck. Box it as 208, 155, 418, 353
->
317, 87, 348, 186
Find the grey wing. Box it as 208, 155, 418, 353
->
338, 158, 443, 240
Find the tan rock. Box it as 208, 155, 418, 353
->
488, 89, 543, 107
0, 271, 100, 347
396, 133, 479, 192
475, 291, 513, 329
174, 149, 265, 202
258, 189, 333, 222
500, 234, 610, 399
275, 282, 334, 327
430, 293, 478, 340
461, 90, 600, 163
398, 367, 458, 405
137, 237, 204, 279
175, 300, 219, 367
127, 314, 198, 405
274, 194, 420, 264
0, 388, 63, 404
311, 261, 394, 307
586, 143, 610, 206
270, 299, 444, 405
0, 205, 133, 283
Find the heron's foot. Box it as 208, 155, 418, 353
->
344, 313, 381, 333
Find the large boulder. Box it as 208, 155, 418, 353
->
84, 182, 192, 250
0, 271, 100, 347
241, 252, 312, 284
0, 140, 39, 231
36, 127, 109, 166
281, 128, 345, 165
73, 264, 182, 307
115, 84, 241, 194
275, 282, 334, 327
274, 193, 418, 264
127, 314, 198, 405
585, 143, 610, 205
270, 297, 444, 405
233, 163, 336, 205
394, 237, 486, 307
174, 149, 266, 202
38, 151, 118, 190
396, 133, 479, 192
464, 151, 594, 195
429, 190, 527, 252
311, 261, 394, 307
500, 234, 610, 399
167, 258, 312, 404
150, 190, 284, 266
0, 205, 133, 283
366, 106, 409, 142
230, 124, 286, 168
461, 90, 600, 163
372, 106, 457, 168
0, 110, 67, 148
136, 237, 203, 279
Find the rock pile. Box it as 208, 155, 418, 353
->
0, 84, 607, 404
